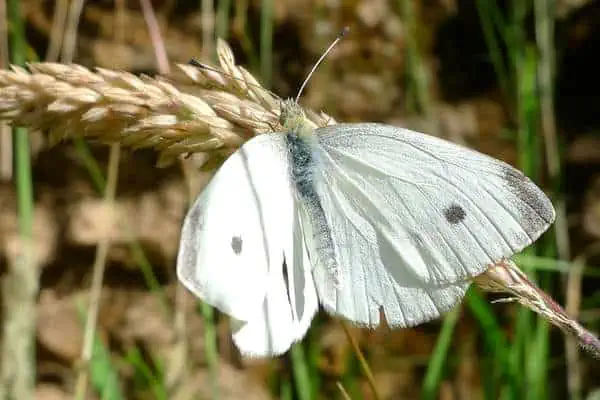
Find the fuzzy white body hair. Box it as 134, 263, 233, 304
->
284, 131, 340, 286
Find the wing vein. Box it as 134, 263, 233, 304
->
327, 144, 506, 271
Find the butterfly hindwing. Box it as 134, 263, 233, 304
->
177, 133, 317, 356
232, 201, 318, 356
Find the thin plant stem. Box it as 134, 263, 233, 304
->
475, 0, 511, 102
139, 0, 195, 395
0, 0, 11, 180
336, 382, 353, 400
422, 306, 461, 399
216, 0, 231, 40
0, 0, 36, 397
564, 243, 600, 400
74, 144, 121, 400
259, 0, 273, 88
188, 0, 222, 397
340, 321, 381, 400
61, 0, 85, 62
59, 2, 129, 398
398, 0, 433, 119
202, 0, 215, 61
46, 0, 69, 61
233, 0, 259, 72
138, 0, 171, 308
466, 289, 518, 398
533, 9, 576, 396
289, 344, 311, 400
72, 140, 169, 313
534, 0, 562, 191
140, 0, 170, 74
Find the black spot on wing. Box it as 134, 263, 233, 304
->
231, 236, 243, 254
501, 166, 555, 234
444, 204, 466, 224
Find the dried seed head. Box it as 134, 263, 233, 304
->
0, 39, 334, 167
475, 259, 600, 359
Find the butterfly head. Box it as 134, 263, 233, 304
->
279, 99, 314, 138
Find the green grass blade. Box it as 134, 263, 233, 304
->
422, 306, 461, 399
74, 138, 106, 192
259, 0, 273, 88
1, 0, 37, 397
75, 304, 125, 400
12, 126, 32, 236
198, 301, 219, 399
216, 0, 231, 40
397, 0, 433, 116
125, 347, 167, 400
475, 0, 512, 101
466, 289, 518, 398
90, 335, 125, 400
290, 343, 312, 400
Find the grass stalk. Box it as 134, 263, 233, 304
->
289, 344, 312, 400
74, 144, 121, 400
514, 39, 547, 400
422, 306, 461, 399
341, 321, 380, 400
533, 2, 578, 395
0, 0, 37, 397
216, 0, 231, 40
72, 143, 168, 311
397, 0, 433, 118
140, 0, 200, 395
233, 0, 259, 72
75, 304, 125, 400
0, 0, 11, 181
46, 0, 69, 61
200, 301, 219, 399
473, 1, 560, 397
60, 0, 84, 62
475, 0, 512, 103
259, 0, 273, 88
336, 382, 353, 400
201, 0, 215, 60
466, 289, 518, 398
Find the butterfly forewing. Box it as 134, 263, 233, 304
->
303, 122, 554, 327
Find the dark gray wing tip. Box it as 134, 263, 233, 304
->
501, 166, 556, 234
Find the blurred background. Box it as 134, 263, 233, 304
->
0, 0, 599, 399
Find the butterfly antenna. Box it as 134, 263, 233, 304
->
188, 58, 204, 68
294, 26, 349, 103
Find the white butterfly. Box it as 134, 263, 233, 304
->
176, 97, 556, 357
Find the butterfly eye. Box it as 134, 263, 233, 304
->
444, 204, 467, 224
231, 236, 243, 254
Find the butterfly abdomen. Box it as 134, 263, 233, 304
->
285, 132, 339, 284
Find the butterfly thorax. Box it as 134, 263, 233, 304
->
282, 112, 340, 288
